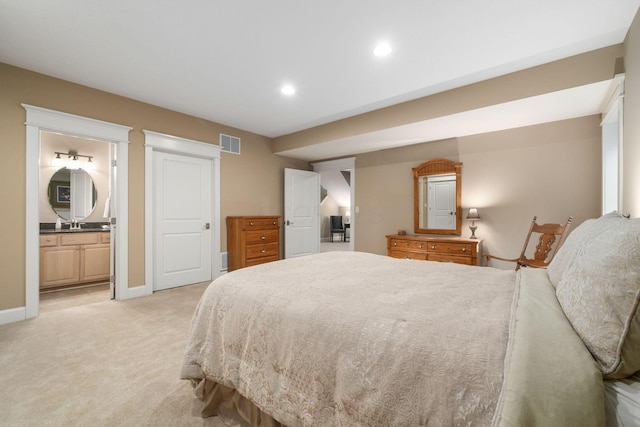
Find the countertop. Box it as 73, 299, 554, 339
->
40, 228, 110, 234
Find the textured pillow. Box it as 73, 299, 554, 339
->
553, 213, 640, 379
548, 212, 626, 287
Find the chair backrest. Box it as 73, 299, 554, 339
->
517, 216, 572, 269
330, 215, 343, 230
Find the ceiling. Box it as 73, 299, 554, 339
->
1, 1, 639, 160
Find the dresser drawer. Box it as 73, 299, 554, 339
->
389, 239, 428, 251
427, 253, 473, 265
245, 229, 279, 245
389, 250, 428, 260
246, 242, 279, 260
242, 218, 280, 230
40, 234, 59, 247
427, 242, 476, 256
245, 255, 279, 268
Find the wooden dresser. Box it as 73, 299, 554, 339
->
386, 234, 482, 265
227, 216, 281, 271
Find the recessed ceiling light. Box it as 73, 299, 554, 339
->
373, 42, 392, 57
281, 85, 296, 96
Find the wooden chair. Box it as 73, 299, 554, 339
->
330, 215, 346, 242
483, 216, 573, 270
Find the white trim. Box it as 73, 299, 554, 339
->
22, 105, 132, 322
312, 157, 356, 251
0, 307, 27, 325
143, 130, 221, 294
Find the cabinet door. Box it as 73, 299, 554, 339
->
81, 244, 111, 282
40, 246, 80, 289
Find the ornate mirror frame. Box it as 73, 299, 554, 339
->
413, 158, 462, 235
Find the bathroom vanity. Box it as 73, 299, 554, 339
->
39, 229, 110, 290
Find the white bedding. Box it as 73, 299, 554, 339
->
181, 251, 605, 426
606, 375, 640, 427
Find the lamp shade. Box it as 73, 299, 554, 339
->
466, 208, 481, 220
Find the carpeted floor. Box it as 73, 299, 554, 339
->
0, 282, 237, 427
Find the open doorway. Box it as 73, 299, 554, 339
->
38, 132, 113, 313
24, 104, 131, 321
312, 158, 355, 253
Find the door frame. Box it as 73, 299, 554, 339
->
23, 104, 131, 320
312, 157, 356, 251
143, 130, 221, 293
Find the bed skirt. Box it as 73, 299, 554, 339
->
194, 378, 282, 427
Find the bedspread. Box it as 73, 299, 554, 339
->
182, 252, 518, 426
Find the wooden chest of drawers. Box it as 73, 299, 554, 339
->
386, 234, 482, 265
227, 216, 281, 271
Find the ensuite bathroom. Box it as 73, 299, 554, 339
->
38, 131, 112, 310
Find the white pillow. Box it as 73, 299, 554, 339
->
553, 213, 640, 378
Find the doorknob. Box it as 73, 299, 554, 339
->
203, 223, 210, 230
286, 220, 293, 226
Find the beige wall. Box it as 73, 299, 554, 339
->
624, 9, 640, 217
353, 116, 602, 263
0, 63, 307, 310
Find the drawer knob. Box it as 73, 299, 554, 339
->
261, 235, 266, 240
261, 248, 266, 253
432, 245, 436, 249
249, 222, 254, 226
272, 221, 276, 225
393, 242, 397, 246
461, 248, 467, 252
419, 244, 423, 248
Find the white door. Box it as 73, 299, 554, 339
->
154, 151, 212, 291
427, 176, 456, 230
284, 168, 320, 258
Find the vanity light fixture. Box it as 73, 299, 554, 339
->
52, 151, 94, 171
466, 208, 481, 239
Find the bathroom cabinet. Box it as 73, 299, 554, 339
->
39, 231, 110, 290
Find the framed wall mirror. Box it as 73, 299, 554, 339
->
48, 167, 97, 221
413, 159, 462, 235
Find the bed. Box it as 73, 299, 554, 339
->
181, 212, 640, 426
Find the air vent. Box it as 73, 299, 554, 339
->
220, 133, 241, 154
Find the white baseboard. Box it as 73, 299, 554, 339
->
0, 306, 26, 325
123, 285, 152, 299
